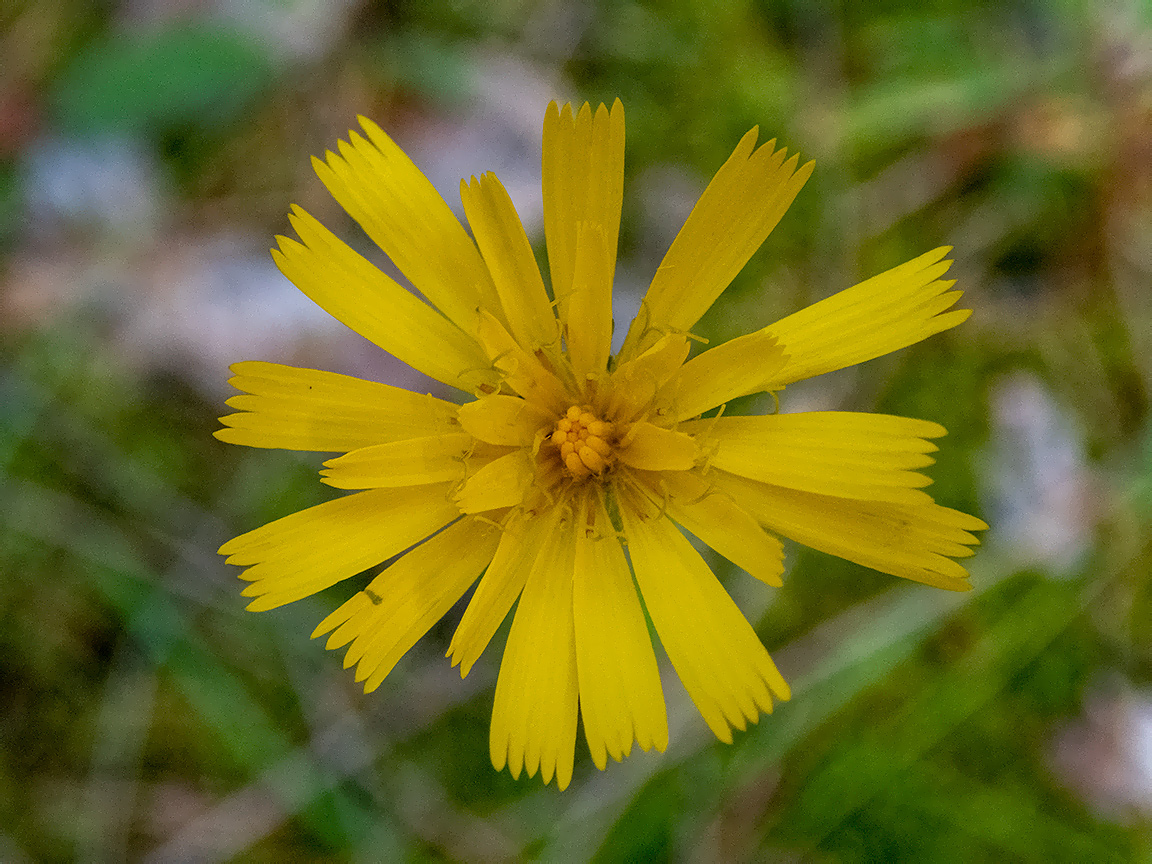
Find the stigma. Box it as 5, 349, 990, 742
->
550, 405, 616, 479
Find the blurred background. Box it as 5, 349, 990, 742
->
2, 0, 1151, 861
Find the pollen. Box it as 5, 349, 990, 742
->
550, 405, 616, 479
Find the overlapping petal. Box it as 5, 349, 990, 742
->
620, 130, 813, 361
457, 394, 555, 446
636, 469, 785, 586
312, 117, 502, 334
617, 421, 697, 471
606, 333, 691, 422
311, 517, 501, 692
490, 509, 580, 789
763, 247, 969, 388
273, 207, 495, 391
319, 433, 473, 489
475, 311, 572, 415
542, 100, 625, 335
215, 361, 461, 452
712, 471, 986, 590
454, 449, 535, 513
448, 511, 550, 677
667, 331, 788, 421
688, 412, 945, 505
573, 491, 668, 768
221, 484, 459, 611
460, 172, 558, 351
566, 222, 615, 382
619, 484, 790, 742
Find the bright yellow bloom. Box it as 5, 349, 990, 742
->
216, 100, 986, 790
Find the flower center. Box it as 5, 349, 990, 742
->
550, 405, 616, 479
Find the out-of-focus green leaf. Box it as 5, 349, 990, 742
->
377, 30, 472, 104
51, 22, 274, 136
845, 68, 1022, 154
770, 572, 1125, 860
0, 162, 20, 248
592, 771, 680, 864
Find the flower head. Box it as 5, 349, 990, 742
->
216, 100, 987, 790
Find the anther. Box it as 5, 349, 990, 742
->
578, 445, 606, 473
587, 419, 612, 438
585, 435, 611, 457
552, 405, 617, 479
565, 451, 591, 477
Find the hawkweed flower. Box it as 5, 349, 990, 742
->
217, 100, 986, 789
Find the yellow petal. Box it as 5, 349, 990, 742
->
448, 510, 551, 676
311, 517, 501, 692
764, 247, 969, 388
214, 361, 461, 452
616, 421, 697, 471
606, 333, 691, 423
573, 491, 668, 769
457, 394, 555, 446
460, 172, 558, 351
475, 310, 572, 416
618, 485, 789, 743
639, 470, 785, 586
222, 484, 459, 611
489, 511, 579, 789
689, 412, 946, 505
455, 449, 535, 513
620, 131, 813, 361
711, 471, 987, 590
612, 333, 691, 391
273, 207, 495, 391
319, 433, 472, 489
542, 100, 625, 327
667, 331, 788, 421
566, 221, 614, 385
312, 117, 501, 334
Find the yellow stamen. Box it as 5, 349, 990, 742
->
551, 405, 617, 479
585, 435, 611, 457
565, 451, 591, 477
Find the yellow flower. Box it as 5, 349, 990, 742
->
216, 100, 987, 790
